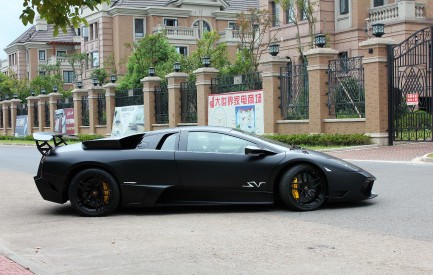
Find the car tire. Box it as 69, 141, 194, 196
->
278, 164, 327, 211
69, 168, 120, 217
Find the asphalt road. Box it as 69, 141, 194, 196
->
0, 146, 432, 274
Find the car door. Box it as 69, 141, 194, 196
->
174, 130, 285, 202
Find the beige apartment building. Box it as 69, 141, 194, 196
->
262, 0, 433, 64
78, 0, 258, 84
3, 17, 80, 90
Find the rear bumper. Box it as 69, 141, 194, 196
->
34, 176, 67, 204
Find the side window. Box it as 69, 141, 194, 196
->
159, 133, 178, 151
187, 132, 255, 154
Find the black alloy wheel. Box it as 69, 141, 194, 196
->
69, 168, 120, 217
278, 164, 327, 211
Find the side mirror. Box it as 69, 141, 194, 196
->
245, 146, 276, 156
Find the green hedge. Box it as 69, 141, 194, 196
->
0, 134, 104, 142
264, 133, 371, 147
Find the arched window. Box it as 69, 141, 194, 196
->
193, 20, 211, 38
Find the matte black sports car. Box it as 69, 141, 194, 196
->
33, 126, 377, 216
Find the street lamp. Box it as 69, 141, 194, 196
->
148, 67, 155, 76
202, 57, 211, 67
110, 74, 117, 83
372, 23, 385, 38
92, 77, 99, 86
76, 81, 83, 89
53, 86, 58, 93
13, 94, 18, 99
31, 90, 35, 96
268, 43, 280, 56
315, 33, 326, 48
41, 89, 46, 95
174, 62, 181, 72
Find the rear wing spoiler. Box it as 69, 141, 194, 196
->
33, 132, 68, 156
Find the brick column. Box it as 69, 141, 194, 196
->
360, 37, 396, 145
166, 72, 188, 127
88, 87, 104, 135
103, 83, 118, 136
37, 94, 49, 131
72, 88, 88, 134
26, 96, 38, 134
194, 67, 219, 126
141, 76, 161, 131
10, 99, 21, 136
304, 48, 339, 134
259, 56, 288, 133
49, 93, 63, 132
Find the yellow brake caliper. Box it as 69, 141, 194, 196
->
102, 182, 110, 204
291, 177, 300, 200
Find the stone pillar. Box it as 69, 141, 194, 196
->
26, 96, 39, 134
10, 99, 21, 136
72, 88, 88, 134
38, 94, 49, 131
166, 72, 188, 127
259, 56, 288, 133
49, 93, 63, 132
1, 101, 9, 135
103, 83, 118, 136
88, 87, 104, 134
360, 37, 396, 145
194, 67, 219, 126
141, 76, 161, 131
304, 48, 339, 134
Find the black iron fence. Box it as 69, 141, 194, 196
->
7, 106, 11, 128
328, 56, 365, 118
81, 96, 89, 126
280, 64, 309, 120
33, 103, 39, 127
211, 72, 262, 94
97, 93, 106, 125
56, 97, 73, 109
155, 84, 168, 124
180, 81, 197, 123
45, 101, 50, 127
115, 88, 143, 107
0, 108, 3, 128
17, 103, 28, 116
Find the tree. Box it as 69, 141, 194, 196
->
119, 32, 180, 89
67, 52, 89, 83
29, 62, 64, 95
0, 71, 30, 101
20, 0, 110, 35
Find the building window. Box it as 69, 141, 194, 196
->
228, 21, 239, 30
38, 50, 46, 61
285, 4, 295, 23
193, 20, 212, 38
340, 0, 349, 15
93, 22, 98, 39
91, 51, 99, 68
39, 71, 46, 76
82, 26, 89, 42
271, 2, 280, 27
301, 1, 309, 20
135, 18, 145, 38
175, 46, 188, 56
63, 71, 75, 83
164, 18, 178, 27
373, 0, 384, 7
57, 51, 67, 57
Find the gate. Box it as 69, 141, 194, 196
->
388, 27, 433, 144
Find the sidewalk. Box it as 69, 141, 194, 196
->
0, 255, 34, 275
326, 142, 433, 162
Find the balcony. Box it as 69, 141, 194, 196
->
46, 56, 70, 66
152, 25, 199, 40
369, 1, 425, 24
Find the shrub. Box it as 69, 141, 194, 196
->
263, 133, 371, 147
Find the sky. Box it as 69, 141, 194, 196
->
0, 2, 31, 60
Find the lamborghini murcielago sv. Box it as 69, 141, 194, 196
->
33, 126, 377, 216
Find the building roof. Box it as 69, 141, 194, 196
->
111, 0, 258, 12
6, 24, 78, 48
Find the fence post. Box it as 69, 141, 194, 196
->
10, 99, 20, 136
194, 67, 219, 126
141, 76, 161, 131
37, 94, 49, 131
1, 101, 6, 135
360, 37, 396, 145
26, 96, 38, 135
103, 83, 117, 136
259, 56, 287, 133
88, 86, 104, 135
166, 71, 188, 127
49, 92, 63, 132
72, 88, 87, 135
304, 48, 339, 134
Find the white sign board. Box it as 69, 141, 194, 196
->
208, 90, 264, 134
111, 105, 145, 138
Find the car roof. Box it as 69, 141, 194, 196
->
145, 126, 233, 135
